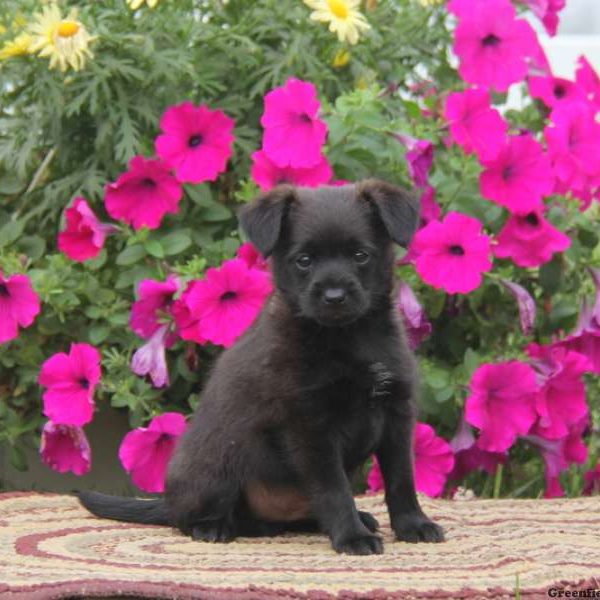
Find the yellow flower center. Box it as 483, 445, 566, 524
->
57, 21, 80, 38
327, 0, 350, 19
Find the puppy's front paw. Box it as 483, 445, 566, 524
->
393, 513, 444, 543
358, 510, 380, 533
191, 519, 236, 543
333, 531, 384, 555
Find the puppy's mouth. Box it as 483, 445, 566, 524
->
310, 305, 366, 327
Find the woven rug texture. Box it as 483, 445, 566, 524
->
0, 492, 598, 599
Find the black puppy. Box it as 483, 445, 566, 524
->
79, 180, 444, 555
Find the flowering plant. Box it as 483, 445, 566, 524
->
0, 0, 597, 499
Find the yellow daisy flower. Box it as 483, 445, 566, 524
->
28, 4, 95, 72
127, 0, 160, 9
304, 0, 371, 45
0, 32, 33, 60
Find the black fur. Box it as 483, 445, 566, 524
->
78, 180, 444, 555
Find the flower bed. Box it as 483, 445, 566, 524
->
0, 0, 598, 500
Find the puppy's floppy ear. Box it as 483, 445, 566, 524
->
238, 185, 297, 257
358, 179, 420, 247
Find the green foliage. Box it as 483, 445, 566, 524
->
0, 0, 597, 498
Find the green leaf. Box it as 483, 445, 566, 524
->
89, 324, 110, 345
145, 239, 165, 258
9, 446, 28, 472
539, 256, 562, 295
199, 202, 233, 222
116, 244, 147, 266
463, 348, 480, 378
0, 219, 25, 248
161, 231, 192, 256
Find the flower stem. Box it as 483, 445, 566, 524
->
493, 463, 504, 499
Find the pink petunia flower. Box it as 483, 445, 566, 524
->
174, 259, 273, 348
449, 418, 506, 481
419, 186, 441, 226
575, 56, 600, 110
397, 281, 432, 350
394, 134, 434, 188
452, 0, 538, 92
236, 242, 269, 272
129, 275, 181, 344
39, 343, 101, 427
545, 101, 600, 196
260, 78, 328, 169
521, 0, 566, 37
528, 343, 591, 440
528, 75, 585, 109
523, 417, 588, 498
413, 423, 455, 497
155, 101, 235, 184
480, 134, 554, 214
411, 212, 492, 295
58, 197, 116, 262
104, 155, 183, 230
171, 279, 207, 345
443, 88, 508, 162
119, 412, 187, 493
367, 423, 455, 498
465, 361, 539, 452
493, 209, 571, 268
250, 149, 332, 191
0, 271, 41, 344
500, 279, 536, 336
583, 464, 600, 495
40, 421, 91, 476
131, 324, 170, 388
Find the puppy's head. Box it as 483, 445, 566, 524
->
239, 180, 419, 327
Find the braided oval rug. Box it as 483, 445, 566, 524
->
0, 492, 598, 599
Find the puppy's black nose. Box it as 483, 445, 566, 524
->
323, 288, 347, 305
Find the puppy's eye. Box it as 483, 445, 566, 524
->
296, 254, 312, 270
353, 250, 370, 264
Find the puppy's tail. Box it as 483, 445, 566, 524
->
77, 491, 170, 525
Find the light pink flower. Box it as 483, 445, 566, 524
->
443, 88, 508, 161
528, 75, 585, 109
104, 155, 183, 230
397, 281, 431, 350
545, 101, 600, 195
119, 412, 186, 493
250, 150, 332, 190
466, 361, 539, 452
58, 197, 115, 262
419, 186, 441, 226
236, 242, 269, 271
0, 271, 41, 344
367, 423, 455, 498
453, 0, 538, 92
528, 343, 591, 440
131, 324, 170, 388
129, 275, 180, 343
155, 102, 235, 184
449, 418, 506, 481
40, 421, 91, 476
575, 56, 600, 110
500, 279, 536, 336
480, 134, 554, 214
174, 259, 273, 348
394, 134, 434, 188
39, 343, 101, 427
494, 209, 571, 268
260, 78, 328, 168
412, 212, 492, 295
